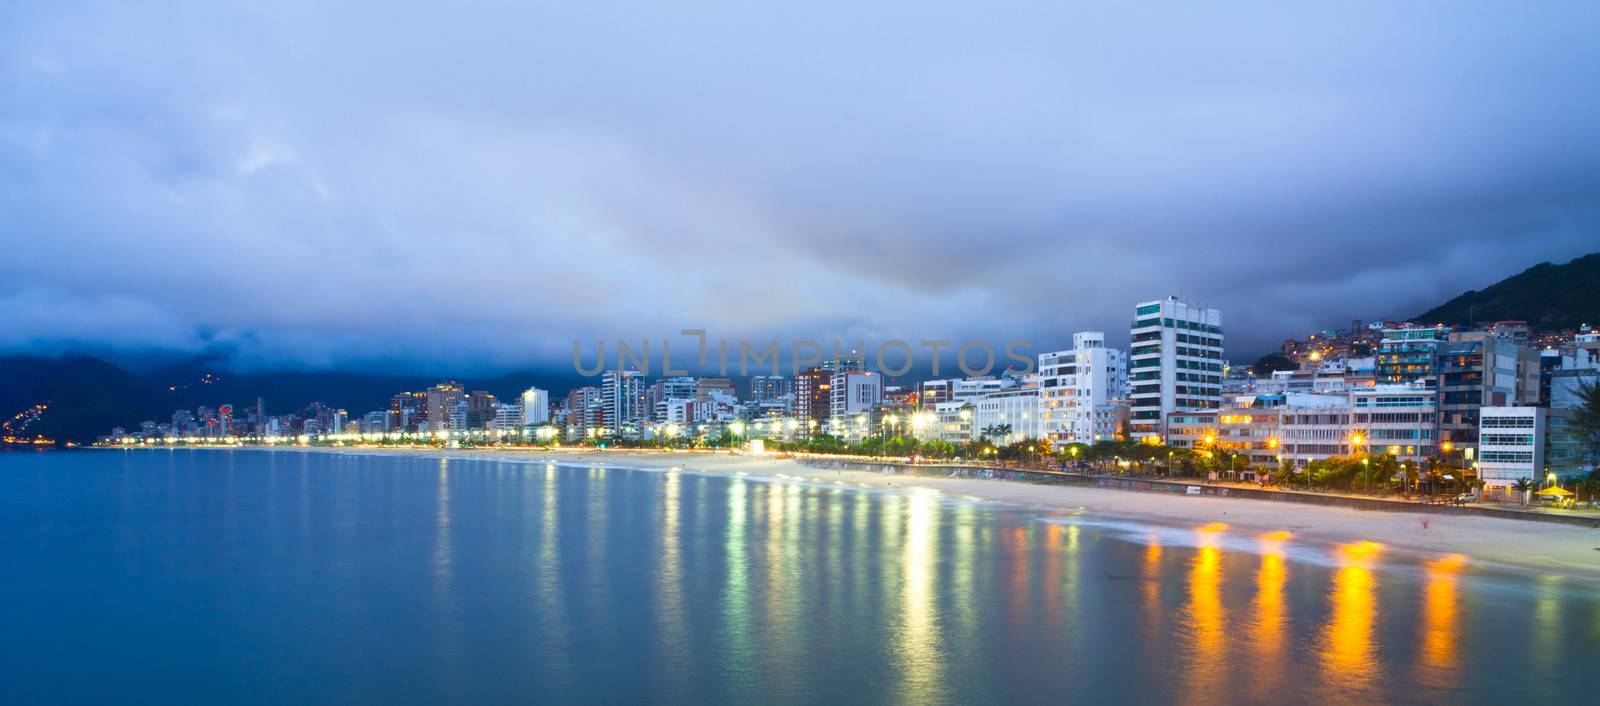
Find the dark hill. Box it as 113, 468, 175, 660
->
1415, 252, 1600, 330
0, 355, 584, 444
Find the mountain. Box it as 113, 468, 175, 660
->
1415, 253, 1600, 330
0, 354, 586, 445
0, 355, 165, 445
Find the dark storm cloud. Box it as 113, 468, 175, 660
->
3, 1, 1598, 370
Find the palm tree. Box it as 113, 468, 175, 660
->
1572, 380, 1600, 474
1401, 460, 1420, 497
1512, 477, 1535, 506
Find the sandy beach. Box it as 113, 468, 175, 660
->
238, 446, 1600, 581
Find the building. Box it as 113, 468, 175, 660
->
1273, 385, 1437, 468
1129, 297, 1223, 439
599, 370, 646, 436
829, 370, 883, 419
694, 378, 736, 403
465, 391, 497, 430
1218, 404, 1283, 469
493, 403, 524, 431
915, 401, 974, 444
1375, 326, 1446, 385
1477, 406, 1544, 494
1038, 331, 1128, 444
1164, 411, 1218, 451
796, 359, 864, 431
921, 377, 1012, 409
749, 375, 788, 404
1436, 335, 1526, 455
648, 377, 698, 420
562, 385, 603, 437
972, 387, 1042, 444
520, 387, 550, 425
425, 382, 464, 431
389, 391, 427, 432
1278, 393, 1356, 467
1349, 384, 1437, 466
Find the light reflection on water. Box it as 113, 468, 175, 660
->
3, 450, 1599, 706
1319, 542, 1383, 704
1179, 525, 1227, 706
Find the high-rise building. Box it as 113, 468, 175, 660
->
1039, 331, 1128, 443
600, 370, 645, 436
465, 391, 497, 430
562, 386, 603, 434
1375, 326, 1447, 385
520, 387, 550, 425
1129, 297, 1223, 439
648, 377, 698, 420
829, 370, 883, 419
425, 382, 464, 431
1436, 334, 1528, 455
795, 359, 864, 432
390, 391, 427, 432
749, 375, 788, 404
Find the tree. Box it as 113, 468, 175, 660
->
920, 439, 957, 460
1512, 477, 1535, 506
1570, 379, 1600, 474
1401, 460, 1420, 497
1372, 454, 1400, 492
1253, 352, 1297, 376
979, 423, 1013, 443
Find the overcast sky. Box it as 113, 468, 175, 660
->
3, 2, 1598, 372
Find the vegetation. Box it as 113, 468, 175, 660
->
1414, 252, 1600, 330
1252, 352, 1296, 376
1570, 379, 1600, 474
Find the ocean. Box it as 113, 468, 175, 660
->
2, 449, 1595, 705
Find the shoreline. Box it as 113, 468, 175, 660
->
113, 445, 1600, 582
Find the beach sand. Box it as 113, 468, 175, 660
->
244, 446, 1600, 581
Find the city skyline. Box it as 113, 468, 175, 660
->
5, 2, 1600, 373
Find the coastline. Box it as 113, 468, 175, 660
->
125, 445, 1600, 582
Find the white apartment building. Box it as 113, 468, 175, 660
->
1348, 384, 1437, 465
1039, 331, 1129, 444
919, 376, 1012, 408
696, 389, 740, 424
1130, 297, 1224, 439
928, 401, 973, 444
1477, 406, 1543, 491
520, 387, 550, 425
973, 387, 1042, 444
829, 370, 883, 418
1276, 386, 1437, 468
1278, 393, 1354, 467
493, 403, 525, 431
658, 398, 696, 426
600, 370, 646, 432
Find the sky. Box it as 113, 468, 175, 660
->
3, 1, 1599, 373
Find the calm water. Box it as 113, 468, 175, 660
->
2, 450, 1596, 705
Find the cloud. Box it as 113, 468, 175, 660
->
2, 1, 1598, 371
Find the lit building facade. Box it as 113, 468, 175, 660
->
1039, 331, 1128, 443
1129, 297, 1223, 439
